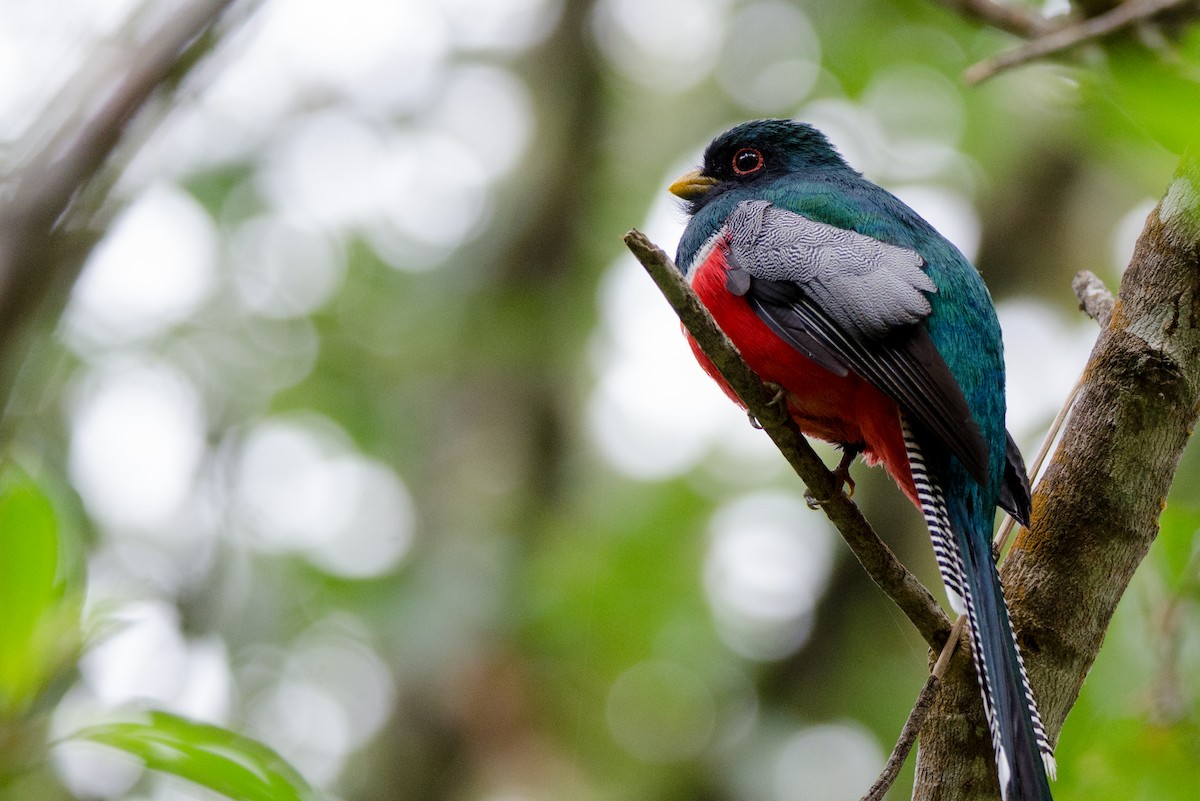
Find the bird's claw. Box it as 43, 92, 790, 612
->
748, 384, 788, 430
806, 447, 859, 508
832, 446, 860, 499
833, 465, 856, 499
764, 381, 788, 408
748, 382, 789, 430
804, 475, 854, 509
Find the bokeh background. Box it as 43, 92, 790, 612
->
1, 0, 1198, 799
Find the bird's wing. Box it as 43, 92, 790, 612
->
999, 431, 1033, 527
724, 199, 990, 487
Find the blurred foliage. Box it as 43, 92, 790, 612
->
1091, 25, 1200, 155
0, 0, 1198, 800
73, 712, 318, 801
1051, 502, 1200, 801
0, 465, 78, 715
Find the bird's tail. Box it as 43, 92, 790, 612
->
903, 420, 1055, 801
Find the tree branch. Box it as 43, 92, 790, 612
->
1073, 269, 1116, 327
0, 0, 241, 411
964, 0, 1193, 84
915, 153, 1200, 798
624, 230, 952, 650
861, 616, 967, 801
932, 0, 1058, 39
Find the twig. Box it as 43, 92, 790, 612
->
1072, 270, 1116, 328
965, 0, 1194, 84
861, 676, 939, 801
992, 270, 1112, 552
932, 616, 968, 677
624, 229, 952, 649
993, 375, 1081, 552
933, 0, 1058, 39
860, 616, 968, 801
992, 271, 1112, 551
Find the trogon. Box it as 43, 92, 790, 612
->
669, 119, 1055, 801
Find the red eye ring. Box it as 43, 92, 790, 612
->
732, 147, 764, 176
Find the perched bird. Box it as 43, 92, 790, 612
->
669, 119, 1054, 801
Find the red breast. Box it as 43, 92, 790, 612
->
685, 236, 919, 506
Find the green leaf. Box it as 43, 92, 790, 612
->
72, 711, 320, 801
0, 465, 69, 711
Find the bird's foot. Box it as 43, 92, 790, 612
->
764, 381, 788, 408
747, 382, 789, 430
803, 446, 860, 509
832, 446, 859, 499
803, 490, 823, 510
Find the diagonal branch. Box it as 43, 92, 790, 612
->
964, 0, 1194, 83
860, 615, 967, 801
624, 229, 952, 650
1073, 269, 1116, 327
0, 0, 242, 412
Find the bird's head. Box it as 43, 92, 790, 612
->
669, 119, 851, 213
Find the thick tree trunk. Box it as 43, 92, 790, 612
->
913, 154, 1200, 798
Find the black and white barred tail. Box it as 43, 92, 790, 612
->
901, 417, 1056, 801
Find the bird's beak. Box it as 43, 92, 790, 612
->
669, 169, 717, 200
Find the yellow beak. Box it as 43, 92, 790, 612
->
669, 169, 717, 200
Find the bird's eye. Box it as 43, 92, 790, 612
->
732, 147, 764, 176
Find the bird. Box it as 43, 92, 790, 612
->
668, 119, 1054, 801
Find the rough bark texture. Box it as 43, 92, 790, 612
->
914, 154, 1200, 799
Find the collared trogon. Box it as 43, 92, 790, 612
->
669, 119, 1055, 801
